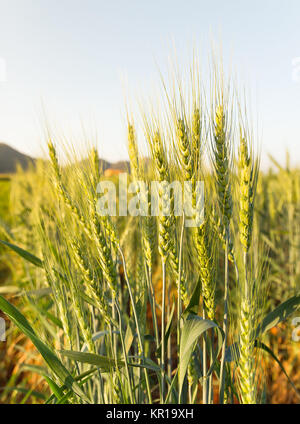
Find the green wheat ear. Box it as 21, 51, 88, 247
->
213, 105, 232, 230
193, 223, 215, 320
182, 107, 215, 320
238, 135, 258, 252
128, 123, 140, 181
71, 239, 111, 325
89, 146, 120, 250
237, 132, 260, 404
191, 107, 201, 171
48, 140, 118, 298
149, 129, 187, 304
176, 117, 193, 182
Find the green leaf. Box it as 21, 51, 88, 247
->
0, 239, 43, 268
256, 295, 300, 337
61, 350, 162, 377
124, 322, 134, 355
165, 368, 178, 404
179, 315, 223, 397
183, 277, 201, 317
127, 356, 161, 373
45, 367, 99, 404
0, 295, 90, 403
81, 330, 111, 353
0, 293, 35, 334
44, 376, 66, 402
56, 373, 96, 405
60, 350, 124, 369
156, 300, 175, 357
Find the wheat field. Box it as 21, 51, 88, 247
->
0, 60, 299, 404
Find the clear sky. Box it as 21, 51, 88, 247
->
0, 0, 299, 168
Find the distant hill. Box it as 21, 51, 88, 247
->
99, 159, 130, 172
0, 142, 150, 175
0, 143, 35, 174
76, 158, 130, 173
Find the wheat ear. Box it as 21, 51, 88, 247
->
212, 104, 232, 404
238, 133, 259, 404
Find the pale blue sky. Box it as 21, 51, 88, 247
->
0, 0, 299, 168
